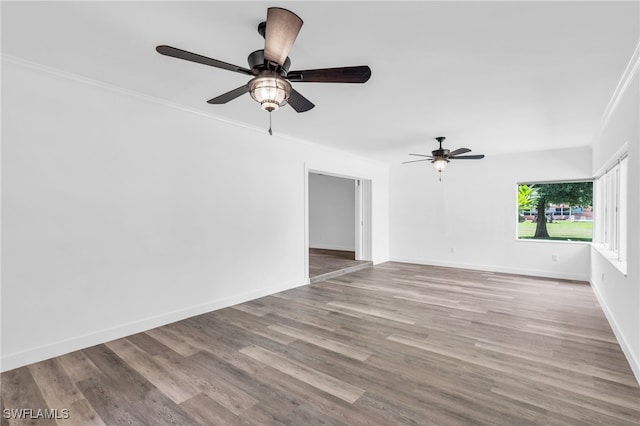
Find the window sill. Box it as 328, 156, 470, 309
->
515, 238, 591, 245
591, 244, 628, 276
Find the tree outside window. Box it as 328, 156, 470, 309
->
517, 181, 593, 242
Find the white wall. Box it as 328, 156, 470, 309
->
309, 173, 355, 251
590, 47, 639, 381
390, 146, 592, 281
0, 58, 389, 371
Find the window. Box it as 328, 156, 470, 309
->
517, 181, 593, 242
594, 154, 628, 262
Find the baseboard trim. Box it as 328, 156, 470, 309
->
590, 279, 640, 385
1, 279, 307, 372
389, 257, 589, 282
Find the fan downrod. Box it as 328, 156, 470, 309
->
433, 136, 449, 157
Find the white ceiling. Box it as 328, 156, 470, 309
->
2, 1, 638, 164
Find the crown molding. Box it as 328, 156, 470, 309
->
598, 40, 640, 132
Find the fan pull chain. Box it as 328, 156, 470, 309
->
268, 110, 273, 136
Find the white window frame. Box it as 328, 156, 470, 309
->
593, 147, 628, 274
516, 180, 593, 243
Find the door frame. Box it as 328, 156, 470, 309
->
304, 165, 372, 283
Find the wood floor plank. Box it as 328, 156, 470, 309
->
326, 300, 416, 324
56, 350, 102, 384
105, 338, 201, 404
267, 323, 372, 361
197, 347, 383, 426
286, 402, 349, 426
125, 388, 197, 426
0, 395, 8, 426
26, 359, 106, 425
80, 345, 155, 400
75, 375, 145, 425
2, 262, 638, 425
144, 325, 202, 357
386, 333, 598, 395
27, 359, 84, 409
125, 332, 173, 357
210, 308, 298, 346
159, 350, 260, 416
76, 372, 196, 425
0, 367, 57, 426
230, 303, 267, 317
475, 340, 638, 386
490, 374, 640, 425
179, 393, 239, 426
64, 399, 107, 426
261, 301, 338, 332
239, 344, 366, 404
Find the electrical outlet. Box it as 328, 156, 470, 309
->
551, 254, 558, 262
449, 247, 455, 254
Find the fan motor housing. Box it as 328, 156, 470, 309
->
248, 50, 291, 74
432, 149, 450, 157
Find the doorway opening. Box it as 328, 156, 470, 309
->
305, 170, 372, 283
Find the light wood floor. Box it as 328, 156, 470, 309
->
2, 262, 639, 425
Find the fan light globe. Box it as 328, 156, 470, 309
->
249, 73, 292, 112
432, 158, 449, 172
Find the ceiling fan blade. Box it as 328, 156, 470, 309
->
287, 66, 372, 83
402, 159, 431, 164
206, 85, 250, 104
449, 148, 472, 157
264, 7, 303, 66
449, 154, 485, 160
408, 153, 432, 158
156, 45, 253, 76
287, 88, 315, 113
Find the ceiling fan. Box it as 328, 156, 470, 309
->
156, 7, 371, 119
403, 136, 485, 179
